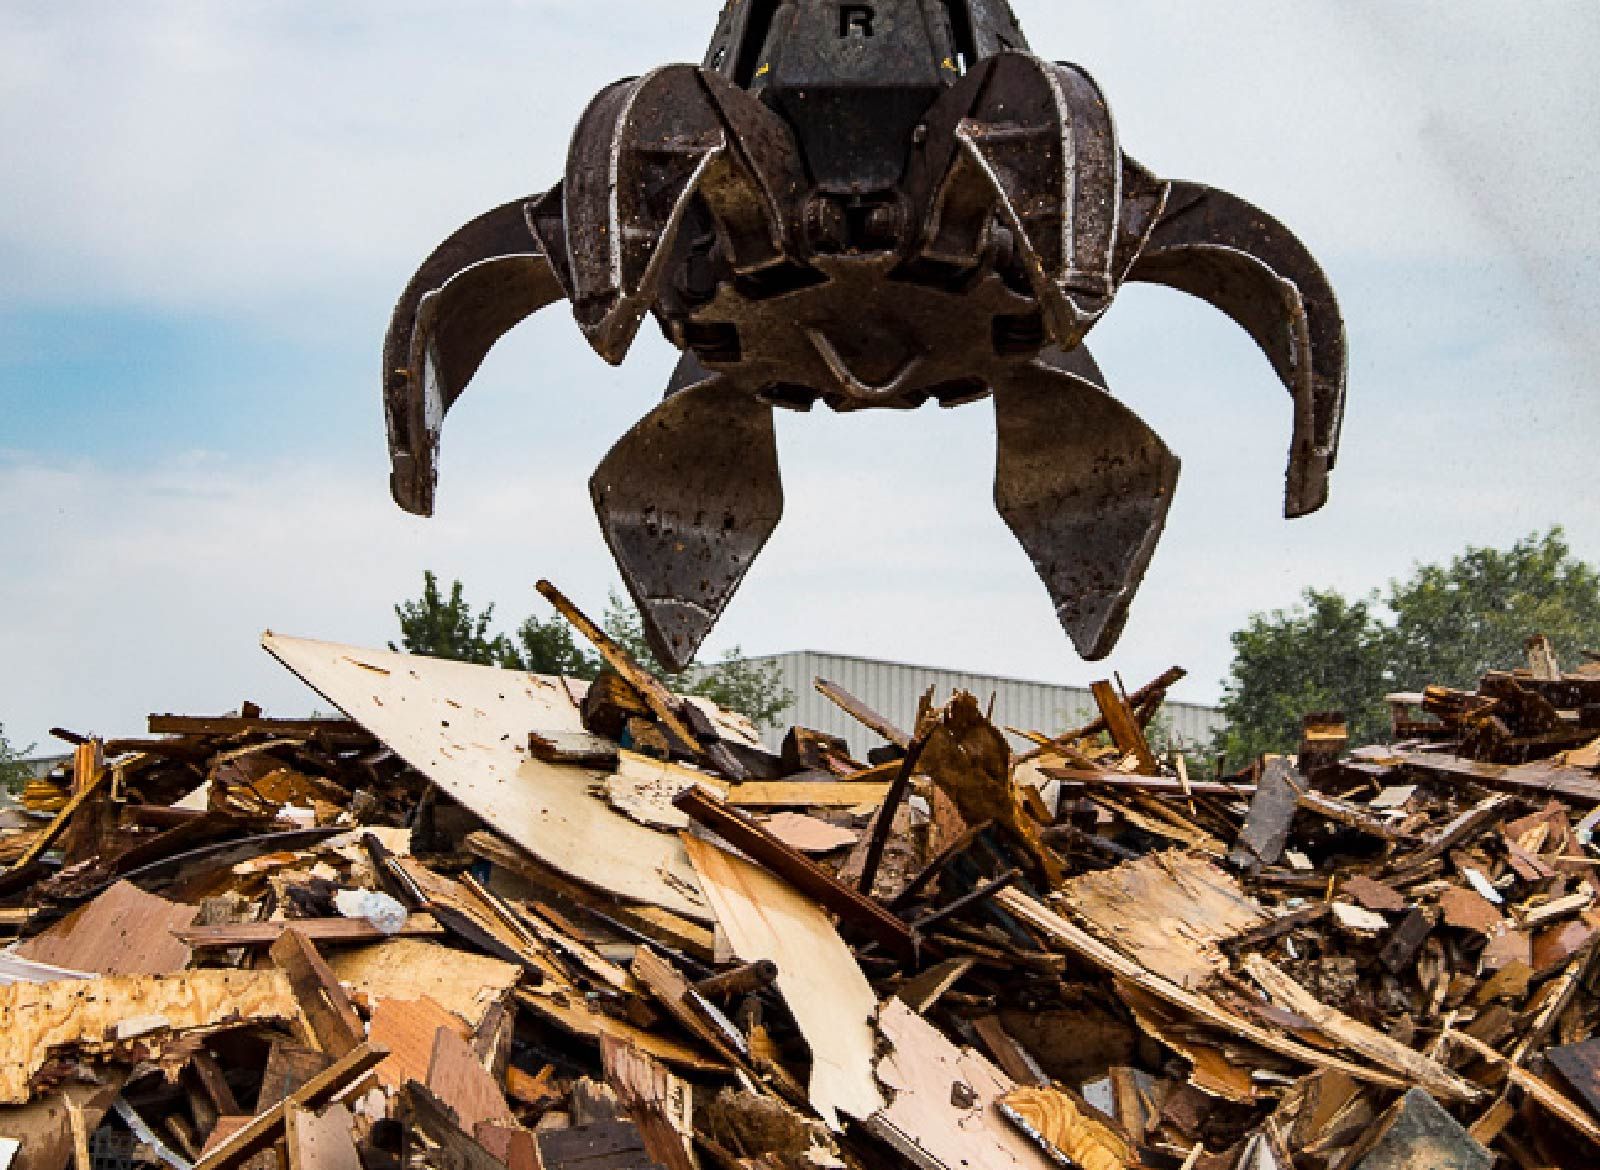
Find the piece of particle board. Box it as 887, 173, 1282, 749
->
0, 970, 300, 1105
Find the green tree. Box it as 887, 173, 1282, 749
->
1214, 529, 1600, 767
1386, 529, 1600, 692
1216, 589, 1392, 765
505, 614, 601, 679
391, 572, 511, 665
0, 723, 35, 795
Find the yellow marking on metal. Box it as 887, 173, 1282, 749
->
755, 63, 771, 78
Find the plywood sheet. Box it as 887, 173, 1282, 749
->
15, 881, 196, 976
681, 835, 883, 1130
285, 1104, 363, 1170
604, 752, 727, 832
262, 634, 709, 922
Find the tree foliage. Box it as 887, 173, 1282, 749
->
1217, 529, 1600, 767
391, 572, 510, 666
0, 723, 35, 795
391, 574, 793, 726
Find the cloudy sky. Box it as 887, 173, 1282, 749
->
3, 2, 1598, 751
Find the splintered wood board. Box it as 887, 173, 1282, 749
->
14, 880, 196, 976
867, 998, 1053, 1170
261, 634, 710, 922
1060, 850, 1267, 991
682, 835, 884, 1131
0, 970, 300, 1105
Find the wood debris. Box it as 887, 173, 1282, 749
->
3, 611, 1599, 1169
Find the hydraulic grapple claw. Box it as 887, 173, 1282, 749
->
383, 0, 1347, 669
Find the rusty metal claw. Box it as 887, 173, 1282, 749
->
994, 347, 1180, 660
382, 1, 1347, 668
591, 354, 783, 672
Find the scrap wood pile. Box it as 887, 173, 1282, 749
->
2, 590, 1600, 1170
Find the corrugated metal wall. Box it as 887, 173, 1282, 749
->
735, 651, 1226, 757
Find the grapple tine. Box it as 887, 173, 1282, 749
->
908, 53, 1128, 347
994, 347, 1181, 660
383, 196, 566, 516
1126, 178, 1347, 517
590, 356, 783, 673
564, 67, 804, 366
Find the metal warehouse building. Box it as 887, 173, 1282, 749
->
733, 651, 1225, 757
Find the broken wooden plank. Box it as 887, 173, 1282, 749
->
630, 946, 747, 1069
996, 888, 1418, 1094
813, 678, 912, 749
426, 1025, 516, 1134
369, 997, 470, 1092
1090, 681, 1158, 774
536, 580, 699, 754
176, 914, 443, 950
466, 830, 715, 961
1020, 667, 1186, 762
1242, 955, 1484, 1103
0, 744, 111, 887
1390, 748, 1600, 804
725, 781, 891, 809
261, 633, 712, 922
601, 1037, 695, 1170
673, 786, 915, 958
147, 714, 363, 738
682, 835, 884, 1130
269, 928, 364, 1059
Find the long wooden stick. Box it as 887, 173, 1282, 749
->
856, 726, 932, 895
814, 678, 912, 749
536, 579, 700, 754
